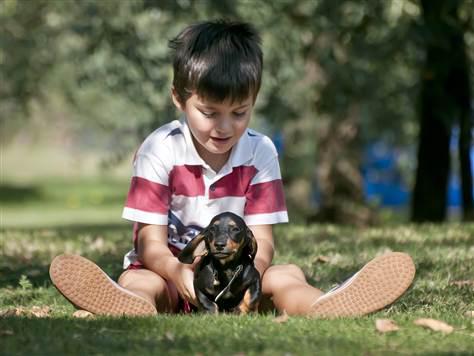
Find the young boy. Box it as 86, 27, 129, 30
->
50, 20, 415, 317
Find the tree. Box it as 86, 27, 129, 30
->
2, 0, 472, 223
411, 0, 473, 222
0, 0, 61, 141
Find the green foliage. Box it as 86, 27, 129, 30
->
1, 0, 473, 219
0, 0, 430, 150
18, 275, 33, 291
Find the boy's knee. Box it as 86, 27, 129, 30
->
119, 269, 168, 294
262, 264, 305, 292
264, 264, 302, 278
118, 269, 178, 312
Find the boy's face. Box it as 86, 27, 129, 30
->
172, 91, 254, 168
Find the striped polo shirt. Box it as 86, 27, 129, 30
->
121, 119, 288, 268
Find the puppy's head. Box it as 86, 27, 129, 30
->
206, 212, 257, 263
178, 212, 257, 264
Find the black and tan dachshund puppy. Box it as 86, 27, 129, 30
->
178, 212, 261, 314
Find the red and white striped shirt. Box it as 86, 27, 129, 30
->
122, 119, 287, 267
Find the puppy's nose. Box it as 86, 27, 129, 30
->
214, 240, 226, 250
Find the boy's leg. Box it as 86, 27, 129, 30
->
261, 264, 324, 315
118, 269, 179, 313
50, 254, 176, 316
261, 252, 415, 317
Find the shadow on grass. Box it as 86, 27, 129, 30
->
1, 222, 133, 289
276, 231, 474, 260
0, 317, 363, 355
0, 184, 43, 204
0, 253, 126, 289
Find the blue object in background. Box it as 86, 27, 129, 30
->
275, 127, 473, 210
446, 127, 474, 207
362, 128, 474, 208
361, 142, 410, 207
272, 131, 285, 156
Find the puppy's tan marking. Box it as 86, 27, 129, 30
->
238, 289, 258, 314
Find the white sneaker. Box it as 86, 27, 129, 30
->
310, 252, 415, 318
50, 254, 157, 316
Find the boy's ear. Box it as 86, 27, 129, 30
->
171, 87, 184, 111
177, 230, 208, 264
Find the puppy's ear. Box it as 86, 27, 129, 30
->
178, 230, 208, 264
245, 227, 258, 261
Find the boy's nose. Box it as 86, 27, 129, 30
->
216, 118, 232, 133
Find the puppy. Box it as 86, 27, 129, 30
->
178, 212, 261, 314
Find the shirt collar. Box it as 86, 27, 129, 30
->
180, 118, 254, 170
228, 127, 253, 167
181, 118, 207, 166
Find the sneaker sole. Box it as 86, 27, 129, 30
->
310, 252, 415, 318
50, 254, 157, 316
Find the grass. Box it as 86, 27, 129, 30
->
1, 179, 473, 355
0, 178, 129, 227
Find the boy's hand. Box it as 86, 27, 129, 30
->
170, 262, 197, 306
137, 223, 198, 305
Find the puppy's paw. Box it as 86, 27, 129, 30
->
203, 302, 219, 314
231, 307, 243, 315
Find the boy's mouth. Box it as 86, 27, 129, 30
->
210, 136, 232, 143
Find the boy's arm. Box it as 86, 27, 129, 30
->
136, 223, 197, 305
248, 224, 275, 277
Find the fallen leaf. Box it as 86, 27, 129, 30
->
449, 280, 474, 287
273, 310, 289, 324
314, 255, 330, 264
0, 308, 27, 317
30, 306, 51, 318
414, 318, 454, 334
375, 319, 399, 333
73, 310, 94, 318
90, 237, 105, 251
0, 310, 14, 318
165, 331, 175, 342
464, 311, 474, 318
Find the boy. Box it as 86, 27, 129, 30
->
50, 20, 415, 317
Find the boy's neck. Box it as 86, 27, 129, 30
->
207, 155, 230, 173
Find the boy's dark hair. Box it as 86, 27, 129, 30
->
169, 20, 263, 105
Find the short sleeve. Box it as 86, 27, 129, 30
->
122, 153, 171, 225
244, 138, 288, 225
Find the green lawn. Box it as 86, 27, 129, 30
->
1, 180, 473, 355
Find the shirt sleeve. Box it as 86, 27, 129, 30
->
122, 153, 171, 225
244, 138, 288, 225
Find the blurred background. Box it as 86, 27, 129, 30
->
1, 0, 473, 227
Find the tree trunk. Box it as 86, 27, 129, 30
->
411, 0, 469, 222
411, 106, 451, 222
309, 105, 376, 226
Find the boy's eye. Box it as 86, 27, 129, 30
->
233, 111, 246, 117
200, 110, 216, 118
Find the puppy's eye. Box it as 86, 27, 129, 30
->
230, 226, 241, 234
